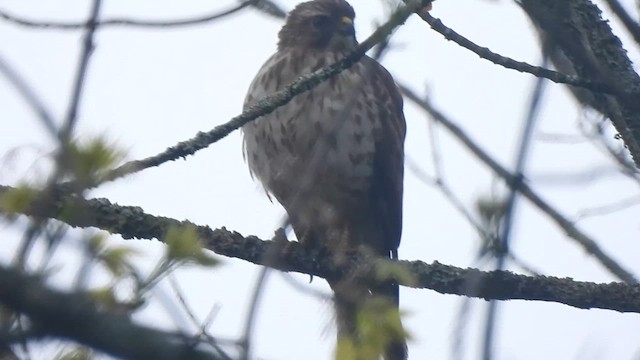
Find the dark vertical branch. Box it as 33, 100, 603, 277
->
10, 0, 104, 322
58, 0, 102, 142
239, 267, 271, 360
482, 53, 550, 360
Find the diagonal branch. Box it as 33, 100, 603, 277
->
603, 0, 640, 46
1, 184, 639, 313
0, 56, 57, 137
246, 0, 287, 19
416, 11, 616, 95
56, 0, 424, 192
399, 85, 638, 284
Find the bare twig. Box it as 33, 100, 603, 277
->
575, 194, 640, 221
504, 252, 541, 276
166, 278, 231, 359
168, 275, 206, 330
406, 157, 491, 242
399, 85, 638, 284
483, 53, 549, 360
246, 0, 287, 19
59, 0, 102, 141
416, 12, 616, 95
531, 165, 621, 186
603, 0, 640, 46
0, 1, 257, 29
0, 57, 57, 137
581, 117, 640, 184
238, 267, 270, 360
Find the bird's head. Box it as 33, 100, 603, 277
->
278, 0, 357, 52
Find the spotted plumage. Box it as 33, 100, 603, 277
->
242, 0, 406, 358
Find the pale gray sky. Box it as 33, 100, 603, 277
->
1, 0, 639, 359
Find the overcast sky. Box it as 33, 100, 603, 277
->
1, 0, 640, 359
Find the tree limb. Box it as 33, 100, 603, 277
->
0, 265, 225, 360
1, 184, 639, 313
519, 0, 640, 167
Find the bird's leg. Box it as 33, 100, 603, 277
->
261, 228, 295, 268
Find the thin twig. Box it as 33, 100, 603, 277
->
165, 278, 231, 360
246, 0, 287, 19
483, 53, 549, 360
531, 165, 621, 186
504, 251, 541, 276
406, 157, 491, 242
0, 1, 257, 29
417, 12, 616, 95
603, 0, 640, 46
0, 56, 57, 137
575, 194, 640, 221
238, 267, 270, 360
168, 275, 204, 330
59, 0, 102, 141
399, 84, 638, 284
583, 117, 640, 184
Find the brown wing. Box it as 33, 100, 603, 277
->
363, 56, 406, 260
363, 56, 408, 360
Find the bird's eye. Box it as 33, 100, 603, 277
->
311, 15, 331, 29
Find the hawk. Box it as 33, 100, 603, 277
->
242, 0, 407, 358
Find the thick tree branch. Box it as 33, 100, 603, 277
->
0, 265, 224, 360
519, 0, 640, 167
1, 184, 639, 313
